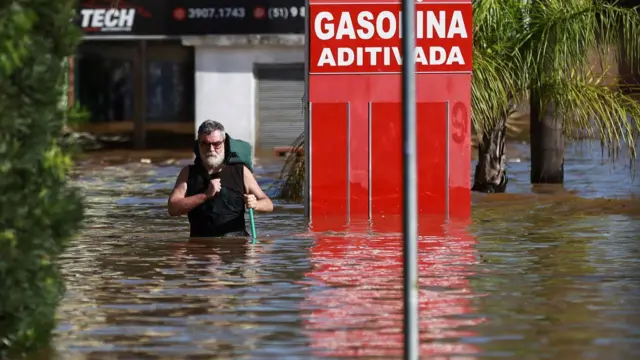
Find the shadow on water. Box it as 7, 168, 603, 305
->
37, 140, 640, 359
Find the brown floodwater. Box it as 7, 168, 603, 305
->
35, 140, 640, 359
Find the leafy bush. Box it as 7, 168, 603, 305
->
0, 1, 85, 357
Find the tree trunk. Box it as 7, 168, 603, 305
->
530, 89, 564, 184
472, 112, 509, 193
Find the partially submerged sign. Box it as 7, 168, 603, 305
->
306, 0, 473, 231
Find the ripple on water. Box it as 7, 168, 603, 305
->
45, 148, 640, 359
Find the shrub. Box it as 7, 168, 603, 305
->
0, 1, 85, 357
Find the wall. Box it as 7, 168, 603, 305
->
192, 44, 304, 147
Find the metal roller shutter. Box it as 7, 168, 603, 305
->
255, 63, 305, 150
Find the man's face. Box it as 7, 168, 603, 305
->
198, 130, 225, 168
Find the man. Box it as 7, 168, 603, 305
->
168, 120, 273, 237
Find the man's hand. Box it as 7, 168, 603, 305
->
243, 166, 273, 213
205, 179, 221, 198
244, 194, 258, 210
168, 166, 213, 217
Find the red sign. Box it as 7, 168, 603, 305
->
309, 2, 473, 74
307, 0, 473, 229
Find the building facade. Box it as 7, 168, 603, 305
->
73, 0, 305, 151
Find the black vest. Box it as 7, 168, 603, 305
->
186, 163, 248, 237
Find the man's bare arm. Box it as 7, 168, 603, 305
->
244, 166, 274, 212
168, 166, 208, 216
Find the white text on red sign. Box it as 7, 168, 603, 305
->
309, 4, 473, 74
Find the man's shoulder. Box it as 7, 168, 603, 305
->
177, 165, 195, 180
225, 162, 247, 170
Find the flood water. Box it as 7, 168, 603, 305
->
42, 140, 640, 359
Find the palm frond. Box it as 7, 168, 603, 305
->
540, 71, 640, 160
524, 0, 640, 161
471, 0, 528, 136
471, 48, 526, 135
525, 0, 640, 84
275, 132, 305, 202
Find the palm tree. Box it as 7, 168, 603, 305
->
470, 0, 528, 192
524, 0, 640, 184
473, 0, 640, 191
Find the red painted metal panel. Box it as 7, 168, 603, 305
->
370, 102, 403, 217
308, 75, 472, 228
417, 102, 448, 216
347, 102, 370, 223
370, 102, 447, 214
448, 100, 472, 219
310, 102, 349, 231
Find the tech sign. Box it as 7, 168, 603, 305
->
80, 8, 137, 32
309, 1, 473, 74
78, 0, 153, 33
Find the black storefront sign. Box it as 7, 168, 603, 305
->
78, 0, 305, 36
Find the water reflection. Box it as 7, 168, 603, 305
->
301, 220, 483, 358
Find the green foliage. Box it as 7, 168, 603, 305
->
471, 0, 529, 135
0, 0, 85, 357
276, 133, 305, 202
473, 0, 640, 159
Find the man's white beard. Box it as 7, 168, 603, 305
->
204, 152, 224, 169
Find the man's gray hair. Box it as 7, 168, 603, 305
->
198, 120, 226, 139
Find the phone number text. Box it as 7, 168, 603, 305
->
187, 7, 246, 19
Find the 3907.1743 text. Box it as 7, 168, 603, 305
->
188, 7, 246, 19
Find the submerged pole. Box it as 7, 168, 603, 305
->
401, 0, 419, 359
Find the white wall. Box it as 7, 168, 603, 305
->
194, 46, 304, 147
